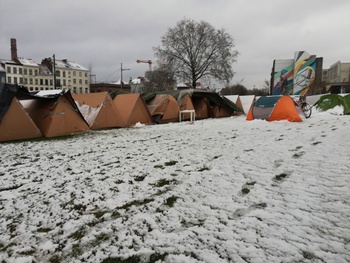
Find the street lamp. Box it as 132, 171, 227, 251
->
120, 63, 130, 90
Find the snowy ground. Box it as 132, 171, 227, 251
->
0, 108, 349, 263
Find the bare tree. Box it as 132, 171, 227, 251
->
154, 18, 238, 89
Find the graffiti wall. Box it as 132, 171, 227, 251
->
272, 51, 316, 95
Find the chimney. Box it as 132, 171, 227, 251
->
11, 38, 19, 62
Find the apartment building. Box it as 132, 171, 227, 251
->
323, 61, 350, 93
0, 38, 90, 93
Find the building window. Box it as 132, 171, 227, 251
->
7, 67, 11, 74
45, 79, 48, 85
73, 79, 76, 84
85, 88, 89, 93
73, 87, 77, 93
29, 69, 33, 75
50, 80, 53, 86
35, 79, 38, 85
14, 77, 17, 84
24, 78, 28, 84
7, 77, 11, 83
63, 79, 66, 86
20, 78, 23, 84
79, 87, 83, 93
79, 72, 82, 77
40, 79, 43, 85
73, 71, 76, 76
24, 68, 27, 74
85, 80, 88, 85
85, 72, 88, 77
79, 79, 82, 84
19, 68, 22, 74
63, 71, 66, 77
29, 78, 33, 84
13, 67, 17, 74
56, 70, 60, 77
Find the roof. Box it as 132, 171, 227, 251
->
18, 58, 38, 67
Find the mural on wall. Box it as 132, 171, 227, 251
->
293, 51, 316, 95
272, 51, 316, 96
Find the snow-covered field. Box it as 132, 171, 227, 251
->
0, 108, 349, 263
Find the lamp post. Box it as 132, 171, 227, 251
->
120, 63, 130, 90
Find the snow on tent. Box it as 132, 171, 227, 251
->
0, 84, 42, 142
246, 95, 303, 122
314, 94, 350, 115
21, 90, 90, 138
145, 94, 180, 123
224, 95, 244, 115
113, 93, 153, 127
73, 92, 126, 130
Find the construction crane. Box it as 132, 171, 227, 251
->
136, 59, 152, 71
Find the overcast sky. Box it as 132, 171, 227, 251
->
1, 0, 350, 89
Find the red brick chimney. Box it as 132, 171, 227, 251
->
11, 38, 19, 62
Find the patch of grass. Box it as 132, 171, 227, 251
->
101, 255, 141, 263
69, 229, 85, 240
164, 160, 177, 166
37, 227, 52, 233
165, 196, 178, 207
153, 179, 176, 187
134, 175, 147, 181
118, 198, 154, 210
292, 152, 304, 158
0, 184, 23, 192
302, 250, 317, 260
49, 255, 61, 263
91, 232, 110, 246
19, 249, 36, 256
241, 188, 250, 194
70, 243, 82, 257
274, 173, 288, 181
149, 253, 167, 262
93, 210, 106, 219
198, 166, 210, 172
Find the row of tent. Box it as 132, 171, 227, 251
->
1, 84, 348, 143
0, 84, 243, 142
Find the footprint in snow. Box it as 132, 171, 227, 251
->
231, 202, 267, 219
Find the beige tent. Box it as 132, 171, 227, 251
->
225, 95, 244, 115
178, 93, 195, 121
210, 104, 234, 118
73, 92, 126, 130
146, 94, 180, 123
0, 97, 42, 142
22, 92, 90, 138
113, 93, 153, 126
192, 96, 210, 119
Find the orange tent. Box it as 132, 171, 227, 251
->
146, 94, 180, 123
0, 97, 42, 142
22, 92, 90, 137
113, 93, 153, 126
73, 92, 126, 130
246, 96, 303, 122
